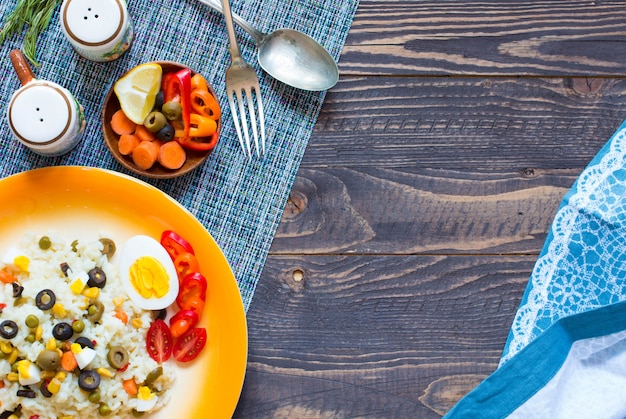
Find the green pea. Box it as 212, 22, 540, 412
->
25, 314, 39, 328
88, 390, 101, 403
98, 403, 112, 416
72, 320, 85, 333
38, 236, 52, 250
25, 333, 35, 343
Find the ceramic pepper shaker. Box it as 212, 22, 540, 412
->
6, 50, 86, 156
59, 0, 134, 62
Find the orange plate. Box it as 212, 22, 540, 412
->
0, 166, 247, 418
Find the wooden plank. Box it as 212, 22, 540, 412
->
268, 76, 626, 255
342, 0, 626, 76
235, 254, 533, 417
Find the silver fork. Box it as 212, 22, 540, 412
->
221, 0, 266, 158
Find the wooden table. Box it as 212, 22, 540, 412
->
234, 1, 626, 417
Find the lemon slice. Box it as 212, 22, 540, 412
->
114, 63, 162, 124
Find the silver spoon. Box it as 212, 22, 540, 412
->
197, 0, 339, 91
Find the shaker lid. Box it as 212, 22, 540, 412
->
9, 84, 72, 145
62, 0, 124, 46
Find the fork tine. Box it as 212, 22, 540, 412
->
227, 91, 250, 159
234, 88, 253, 158
245, 88, 261, 156
254, 85, 266, 155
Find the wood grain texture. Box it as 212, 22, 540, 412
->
235, 0, 626, 417
341, 0, 626, 76
235, 255, 531, 418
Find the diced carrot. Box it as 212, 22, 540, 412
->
131, 141, 161, 171
0, 269, 17, 284
110, 109, 136, 135
118, 134, 140, 156
114, 309, 128, 324
134, 124, 156, 142
158, 141, 187, 170
123, 378, 138, 396
61, 351, 78, 372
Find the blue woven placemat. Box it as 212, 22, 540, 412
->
0, 0, 358, 312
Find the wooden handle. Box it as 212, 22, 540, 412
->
10, 49, 35, 86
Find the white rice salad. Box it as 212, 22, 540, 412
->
0, 232, 175, 418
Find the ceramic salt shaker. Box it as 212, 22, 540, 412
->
59, 0, 134, 62
6, 50, 86, 157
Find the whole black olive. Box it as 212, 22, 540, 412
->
154, 90, 164, 111
0, 320, 18, 339
36, 289, 56, 310
12, 282, 24, 298
78, 370, 101, 391
87, 267, 107, 288
52, 322, 73, 340
75, 336, 95, 349
155, 123, 175, 141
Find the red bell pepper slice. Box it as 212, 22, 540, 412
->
162, 68, 192, 142
178, 132, 219, 151
177, 272, 207, 314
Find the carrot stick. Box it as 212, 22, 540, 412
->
132, 141, 161, 170
110, 109, 136, 135
134, 124, 156, 142
118, 134, 140, 155
123, 378, 138, 396
158, 141, 187, 170
61, 351, 78, 372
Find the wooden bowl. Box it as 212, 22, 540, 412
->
102, 61, 220, 179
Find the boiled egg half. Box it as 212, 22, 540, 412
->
119, 235, 179, 310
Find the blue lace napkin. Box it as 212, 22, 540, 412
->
0, 0, 359, 311
501, 119, 626, 363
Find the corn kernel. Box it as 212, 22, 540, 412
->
45, 338, 57, 351
41, 370, 55, 380
48, 377, 62, 394
7, 414, 19, 419
35, 324, 44, 341
52, 302, 67, 317
69, 279, 85, 294
131, 318, 143, 329
7, 348, 18, 364
97, 367, 115, 378
60, 416, 75, 419
13, 255, 29, 272
82, 287, 100, 299
6, 372, 18, 382
0, 342, 13, 354
113, 296, 125, 307
55, 371, 67, 381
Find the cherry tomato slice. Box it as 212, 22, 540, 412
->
174, 252, 200, 283
173, 327, 207, 362
176, 272, 207, 312
161, 230, 195, 261
169, 309, 199, 338
146, 319, 173, 363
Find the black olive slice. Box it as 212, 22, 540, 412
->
35, 289, 56, 310
78, 370, 101, 391
0, 320, 18, 339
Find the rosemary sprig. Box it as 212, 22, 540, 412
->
0, 0, 61, 66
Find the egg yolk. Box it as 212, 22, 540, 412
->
129, 256, 170, 298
